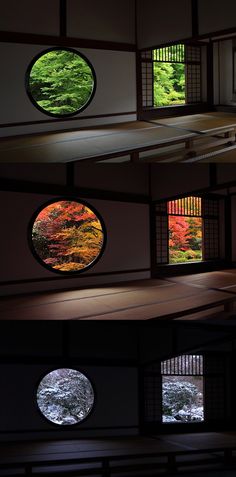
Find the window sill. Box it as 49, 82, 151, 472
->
155, 259, 227, 277
139, 103, 209, 120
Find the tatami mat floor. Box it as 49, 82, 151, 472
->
1, 271, 236, 320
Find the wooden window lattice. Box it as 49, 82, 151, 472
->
168, 196, 202, 217
161, 355, 203, 376
155, 197, 219, 264
141, 44, 202, 107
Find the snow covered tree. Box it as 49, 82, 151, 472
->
37, 369, 94, 425
162, 380, 203, 422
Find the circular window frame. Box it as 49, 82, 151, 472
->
35, 367, 96, 427
28, 197, 107, 275
25, 47, 97, 118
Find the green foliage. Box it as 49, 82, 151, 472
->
170, 249, 202, 263
29, 50, 94, 115
154, 62, 185, 107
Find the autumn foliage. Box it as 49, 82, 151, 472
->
32, 201, 104, 272
169, 216, 202, 263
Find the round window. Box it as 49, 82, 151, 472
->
30, 199, 106, 274
26, 48, 96, 117
37, 368, 95, 425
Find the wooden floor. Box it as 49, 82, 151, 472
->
155, 112, 236, 134
170, 269, 236, 292
1, 112, 236, 164
1, 271, 236, 320
0, 120, 195, 163
1, 433, 236, 476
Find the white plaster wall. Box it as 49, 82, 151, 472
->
0, 43, 136, 137
0, 192, 150, 295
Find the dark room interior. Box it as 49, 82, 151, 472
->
2, 0, 236, 476
1, 320, 236, 476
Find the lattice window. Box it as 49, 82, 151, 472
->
141, 62, 153, 107
203, 198, 219, 217
141, 43, 202, 108
161, 354, 204, 424
161, 355, 204, 375
155, 196, 220, 265
143, 364, 162, 423
168, 196, 202, 216
144, 374, 162, 422
143, 354, 227, 427
156, 215, 168, 264
153, 44, 185, 63
203, 198, 219, 260
186, 45, 201, 62
186, 63, 201, 103
204, 219, 219, 260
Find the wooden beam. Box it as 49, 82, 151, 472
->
0, 177, 149, 203
0, 30, 136, 52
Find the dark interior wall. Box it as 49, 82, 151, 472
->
0, 321, 235, 440
0, 164, 151, 295
213, 39, 233, 105
231, 195, 236, 262
0, 0, 135, 43
0, 164, 150, 195
216, 164, 236, 185
150, 164, 211, 201
0, 190, 150, 296
0, 43, 136, 137
0, 0, 137, 137
137, 0, 236, 50
139, 323, 234, 364
151, 164, 236, 200
0, 322, 139, 361
136, 0, 192, 48
74, 164, 150, 196
67, 0, 135, 43
0, 0, 60, 35
0, 363, 138, 441
2, 163, 236, 295
198, 0, 236, 35
2, 0, 236, 50
0, 322, 139, 441
229, 350, 236, 427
